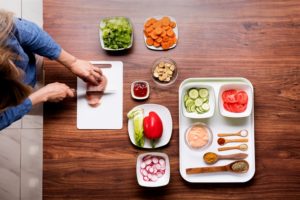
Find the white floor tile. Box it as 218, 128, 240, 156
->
6, 119, 22, 129
21, 0, 43, 27
21, 129, 42, 200
22, 104, 43, 129
0, 129, 21, 200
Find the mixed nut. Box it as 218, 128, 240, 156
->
153, 61, 175, 83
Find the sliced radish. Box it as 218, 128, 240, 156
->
152, 157, 159, 164
143, 155, 152, 161
159, 159, 165, 166
145, 159, 152, 165
143, 176, 149, 181
141, 162, 146, 169
151, 175, 158, 182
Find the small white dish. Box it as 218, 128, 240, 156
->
136, 152, 170, 187
99, 16, 133, 51
128, 104, 173, 148
219, 83, 253, 118
143, 16, 178, 50
130, 81, 150, 100
181, 82, 215, 119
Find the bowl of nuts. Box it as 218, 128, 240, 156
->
151, 57, 178, 87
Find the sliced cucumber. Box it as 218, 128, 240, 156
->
185, 99, 194, 107
195, 98, 203, 107
202, 103, 210, 111
199, 88, 209, 98
184, 87, 210, 114
188, 89, 199, 99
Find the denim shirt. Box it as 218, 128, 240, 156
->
0, 18, 61, 130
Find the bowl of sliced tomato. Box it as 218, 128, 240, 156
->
219, 83, 253, 118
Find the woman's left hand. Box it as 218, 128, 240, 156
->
70, 59, 103, 85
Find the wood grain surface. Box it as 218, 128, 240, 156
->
43, 0, 300, 199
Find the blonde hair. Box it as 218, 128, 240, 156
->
0, 10, 32, 111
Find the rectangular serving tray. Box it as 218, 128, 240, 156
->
179, 77, 255, 183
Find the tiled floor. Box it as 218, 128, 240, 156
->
0, 1, 43, 200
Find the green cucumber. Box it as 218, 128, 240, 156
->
185, 99, 194, 107
195, 98, 203, 107
188, 89, 199, 99
199, 88, 209, 98
202, 103, 210, 111
184, 94, 189, 102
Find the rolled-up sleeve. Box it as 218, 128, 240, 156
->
0, 98, 32, 130
14, 18, 62, 60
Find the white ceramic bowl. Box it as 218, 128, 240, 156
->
181, 83, 215, 119
99, 16, 133, 51
130, 81, 150, 100
219, 83, 253, 118
136, 152, 170, 187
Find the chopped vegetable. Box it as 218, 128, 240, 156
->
143, 111, 163, 148
144, 16, 177, 49
127, 108, 144, 147
100, 17, 132, 49
140, 155, 166, 182
222, 89, 248, 113
184, 88, 210, 114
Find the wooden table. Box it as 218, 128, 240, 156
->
43, 0, 300, 199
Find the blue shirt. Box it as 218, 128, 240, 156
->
0, 18, 61, 130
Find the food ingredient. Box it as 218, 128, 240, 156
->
140, 155, 166, 182
144, 16, 177, 49
127, 108, 144, 147
184, 88, 210, 114
86, 75, 107, 107
133, 82, 148, 98
222, 89, 248, 113
231, 161, 249, 173
143, 111, 163, 147
186, 124, 210, 149
100, 17, 132, 49
217, 138, 226, 145
153, 60, 176, 83
203, 152, 218, 164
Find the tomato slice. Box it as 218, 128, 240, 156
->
223, 102, 231, 112
231, 103, 247, 113
235, 91, 248, 105
222, 90, 237, 103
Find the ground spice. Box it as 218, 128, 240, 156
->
203, 152, 218, 164
217, 138, 226, 145
231, 161, 249, 173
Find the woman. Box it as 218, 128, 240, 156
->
0, 10, 105, 130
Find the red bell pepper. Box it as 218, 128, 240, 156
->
143, 111, 163, 147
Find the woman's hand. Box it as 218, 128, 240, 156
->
29, 82, 75, 105
69, 59, 103, 85
57, 49, 103, 85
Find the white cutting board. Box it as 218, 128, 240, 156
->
77, 61, 123, 129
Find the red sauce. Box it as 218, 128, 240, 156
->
133, 82, 148, 97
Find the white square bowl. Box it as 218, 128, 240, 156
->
219, 83, 253, 118
181, 83, 215, 119
136, 152, 170, 187
99, 16, 133, 51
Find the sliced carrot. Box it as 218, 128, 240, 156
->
146, 37, 154, 46
153, 41, 160, 47
150, 32, 158, 40
145, 27, 153, 33
156, 37, 162, 43
161, 30, 167, 37
161, 42, 169, 49
155, 27, 163, 35
170, 21, 176, 28
162, 36, 169, 42
167, 29, 174, 37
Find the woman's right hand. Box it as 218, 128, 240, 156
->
29, 82, 75, 105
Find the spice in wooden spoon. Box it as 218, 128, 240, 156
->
203, 152, 248, 164
218, 144, 248, 152
217, 137, 248, 146
186, 160, 249, 174
218, 129, 248, 137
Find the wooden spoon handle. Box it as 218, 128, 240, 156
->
218, 153, 248, 160
186, 166, 228, 174
218, 146, 238, 151
218, 133, 238, 137
226, 138, 248, 143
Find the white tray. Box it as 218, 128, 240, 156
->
179, 78, 255, 183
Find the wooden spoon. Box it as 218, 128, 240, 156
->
186, 160, 249, 175
218, 129, 248, 137
203, 152, 248, 164
217, 138, 248, 146
218, 144, 248, 152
